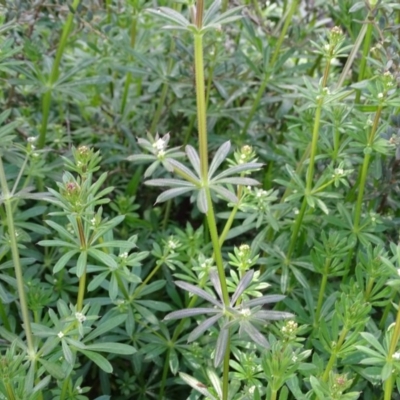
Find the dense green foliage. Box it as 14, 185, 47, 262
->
2, 0, 400, 399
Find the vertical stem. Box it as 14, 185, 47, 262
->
194, 33, 209, 179
322, 327, 348, 382
355, 17, 374, 104
314, 260, 331, 328
76, 216, 87, 312
305, 99, 324, 191
286, 196, 307, 260
384, 300, 400, 400
38, 0, 81, 148
0, 156, 34, 355
121, 5, 138, 114
353, 107, 382, 232
193, 4, 229, 396
240, 0, 298, 137
0, 301, 10, 331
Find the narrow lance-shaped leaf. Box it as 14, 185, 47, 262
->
212, 162, 264, 180
179, 373, 216, 399
214, 326, 229, 367
174, 281, 222, 307
209, 271, 223, 303
231, 270, 254, 305
240, 321, 269, 348
148, 7, 191, 28
208, 141, 231, 179
186, 145, 201, 178
188, 314, 222, 343
145, 178, 195, 188
211, 185, 238, 204
197, 188, 208, 213
203, 0, 221, 25
164, 307, 220, 321
215, 177, 260, 186
252, 310, 294, 321
243, 294, 286, 308
156, 187, 195, 203
168, 158, 200, 184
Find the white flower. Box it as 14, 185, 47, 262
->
120, 252, 128, 259
393, 352, 400, 360
152, 138, 166, 151
378, 92, 384, 99
240, 308, 251, 317
27, 136, 37, 143
168, 240, 176, 249
75, 312, 86, 323
334, 168, 344, 176
58, 331, 64, 339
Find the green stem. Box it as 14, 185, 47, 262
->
121, 6, 138, 114
336, 23, 368, 90
364, 277, 375, 301
322, 327, 348, 382
222, 333, 231, 398
76, 216, 87, 312
240, 74, 269, 137
60, 376, 70, 400
161, 199, 172, 230
314, 260, 331, 329
286, 196, 307, 260
132, 261, 163, 301
5, 382, 15, 400
0, 155, 34, 356
194, 8, 229, 397
353, 107, 382, 232
383, 299, 400, 400
286, 96, 323, 260
38, 0, 81, 148
158, 273, 210, 399
149, 4, 181, 133
0, 300, 10, 331
355, 16, 374, 104
380, 292, 397, 329
306, 99, 323, 190
150, 77, 171, 134
240, 0, 298, 137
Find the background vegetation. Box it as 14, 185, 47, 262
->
2, 0, 400, 399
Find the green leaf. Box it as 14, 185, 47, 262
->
38, 358, 65, 380
87, 271, 109, 292
84, 314, 127, 342
62, 339, 74, 365
80, 349, 113, 373
89, 249, 118, 269
76, 251, 87, 278
85, 342, 136, 355
156, 187, 195, 203
360, 332, 386, 356
208, 141, 231, 178
53, 250, 78, 274
148, 7, 191, 28
38, 240, 76, 248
